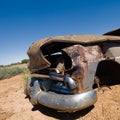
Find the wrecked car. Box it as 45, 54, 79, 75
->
24, 28, 120, 112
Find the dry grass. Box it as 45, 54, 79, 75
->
0, 64, 29, 80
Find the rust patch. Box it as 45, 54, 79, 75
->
62, 44, 104, 93
62, 45, 86, 93
71, 66, 84, 93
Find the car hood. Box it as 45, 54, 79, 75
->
27, 34, 120, 73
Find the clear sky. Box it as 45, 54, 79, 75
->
0, 0, 120, 65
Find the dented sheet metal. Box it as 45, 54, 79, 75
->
25, 33, 120, 112
62, 45, 104, 92
27, 35, 120, 73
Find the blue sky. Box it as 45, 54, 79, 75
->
0, 0, 120, 65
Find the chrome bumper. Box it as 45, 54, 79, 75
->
25, 78, 97, 112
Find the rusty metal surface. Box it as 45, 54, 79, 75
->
27, 48, 51, 72
62, 45, 104, 92
25, 32, 120, 112
27, 35, 120, 73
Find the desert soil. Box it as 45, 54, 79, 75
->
0, 75, 120, 120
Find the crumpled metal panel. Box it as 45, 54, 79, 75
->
27, 45, 51, 72
62, 45, 104, 92
27, 35, 120, 73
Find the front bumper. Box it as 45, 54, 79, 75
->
25, 78, 97, 112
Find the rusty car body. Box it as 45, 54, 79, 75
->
24, 28, 120, 112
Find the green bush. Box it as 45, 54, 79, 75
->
21, 59, 29, 64
0, 67, 29, 80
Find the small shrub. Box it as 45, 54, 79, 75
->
21, 59, 29, 64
